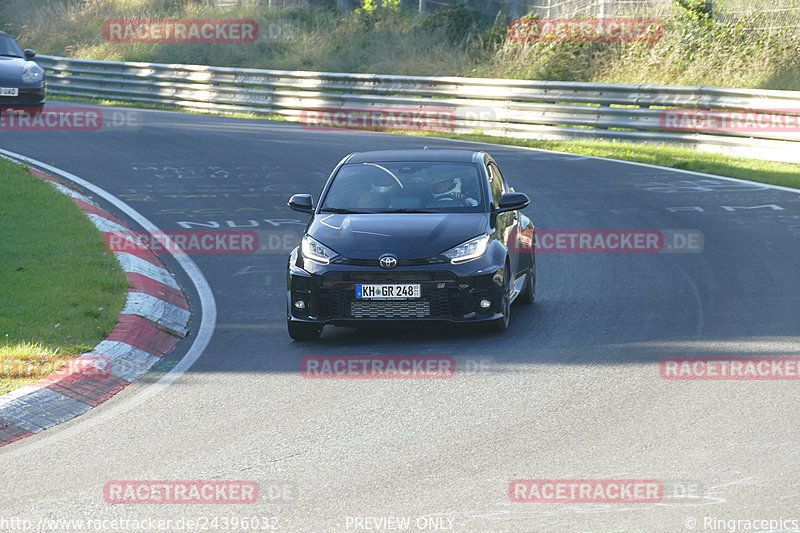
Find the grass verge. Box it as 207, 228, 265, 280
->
406, 132, 800, 189
0, 159, 128, 395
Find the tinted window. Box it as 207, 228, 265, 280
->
0, 35, 23, 57
322, 161, 485, 213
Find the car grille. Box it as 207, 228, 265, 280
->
333, 257, 447, 267
321, 276, 456, 320
2, 88, 46, 106
351, 300, 431, 319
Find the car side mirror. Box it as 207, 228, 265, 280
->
24, 49, 36, 60
496, 192, 530, 213
288, 193, 314, 214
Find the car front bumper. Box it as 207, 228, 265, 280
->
0, 86, 46, 107
287, 250, 506, 326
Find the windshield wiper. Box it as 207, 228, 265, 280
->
377, 208, 433, 213
0, 54, 22, 58
320, 207, 367, 214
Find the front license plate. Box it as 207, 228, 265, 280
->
0, 88, 19, 96
356, 283, 421, 300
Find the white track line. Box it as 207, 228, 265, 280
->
0, 148, 217, 457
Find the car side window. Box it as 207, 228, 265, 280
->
487, 162, 506, 206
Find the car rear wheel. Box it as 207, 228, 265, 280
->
490, 264, 511, 333
287, 320, 322, 341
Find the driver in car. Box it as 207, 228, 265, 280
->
357, 172, 399, 208
428, 176, 478, 206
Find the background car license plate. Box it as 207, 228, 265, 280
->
0, 88, 19, 96
356, 284, 421, 300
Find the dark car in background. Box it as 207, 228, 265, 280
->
286, 149, 536, 340
0, 31, 45, 108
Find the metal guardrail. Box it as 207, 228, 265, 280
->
36, 55, 800, 163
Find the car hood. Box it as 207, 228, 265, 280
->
308, 213, 488, 259
0, 57, 35, 85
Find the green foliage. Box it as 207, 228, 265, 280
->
674, 0, 714, 22
425, 0, 484, 40
4, 0, 799, 89
359, 0, 400, 13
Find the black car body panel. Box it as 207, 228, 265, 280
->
0, 32, 46, 108
308, 213, 488, 260
286, 149, 535, 339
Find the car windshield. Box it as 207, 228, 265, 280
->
321, 161, 485, 213
0, 35, 23, 57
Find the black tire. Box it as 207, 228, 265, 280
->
288, 320, 322, 341
517, 257, 535, 305
490, 264, 511, 333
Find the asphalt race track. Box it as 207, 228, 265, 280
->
1, 102, 799, 532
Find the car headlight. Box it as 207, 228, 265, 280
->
301, 235, 338, 265
443, 234, 489, 264
22, 62, 44, 84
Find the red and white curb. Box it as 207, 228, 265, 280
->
0, 168, 191, 447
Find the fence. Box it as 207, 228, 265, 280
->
35, 54, 800, 163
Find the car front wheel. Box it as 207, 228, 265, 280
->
490, 264, 511, 333
517, 258, 535, 305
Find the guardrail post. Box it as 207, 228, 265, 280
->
598, 103, 609, 129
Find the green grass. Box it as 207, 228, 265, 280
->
5, 1, 487, 77
0, 160, 128, 394
52, 94, 286, 121
0, 343, 74, 395
5, 0, 800, 90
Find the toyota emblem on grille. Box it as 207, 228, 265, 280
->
379, 254, 398, 269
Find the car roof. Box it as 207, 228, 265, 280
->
346, 149, 484, 164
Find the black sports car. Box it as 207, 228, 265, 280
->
286, 149, 535, 340
0, 32, 45, 108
